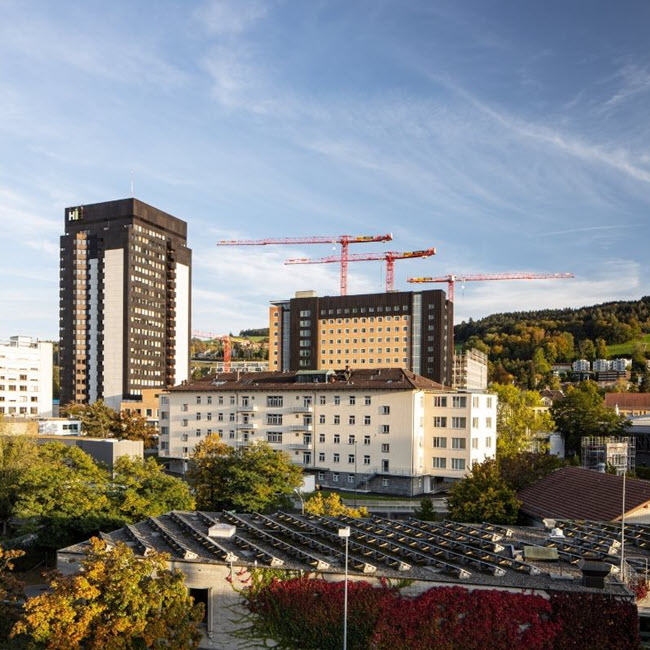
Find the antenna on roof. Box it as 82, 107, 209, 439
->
130, 170, 135, 198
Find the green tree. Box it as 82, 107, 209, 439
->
304, 492, 368, 518
12, 537, 203, 649
551, 382, 630, 455
532, 348, 551, 377
596, 338, 609, 360
640, 369, 650, 393
188, 436, 303, 512
113, 410, 157, 448
414, 498, 438, 521
447, 460, 521, 525
578, 338, 596, 361
60, 400, 118, 438
490, 384, 554, 457
0, 436, 40, 535
110, 457, 195, 523
0, 544, 25, 643
13, 442, 115, 548
497, 452, 566, 492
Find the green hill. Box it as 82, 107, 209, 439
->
454, 296, 650, 385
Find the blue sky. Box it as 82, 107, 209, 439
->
1, 0, 649, 339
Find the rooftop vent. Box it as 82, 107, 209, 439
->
579, 559, 611, 589
208, 523, 236, 539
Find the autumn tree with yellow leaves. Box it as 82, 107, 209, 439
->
12, 537, 204, 649
304, 492, 369, 518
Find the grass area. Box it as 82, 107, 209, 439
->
607, 334, 650, 357
314, 489, 427, 503
244, 336, 268, 343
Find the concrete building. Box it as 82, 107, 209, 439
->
0, 336, 53, 417
452, 348, 488, 391
35, 436, 143, 470
158, 368, 496, 496
59, 199, 191, 409
59, 511, 636, 648
38, 418, 82, 436
269, 289, 454, 386
593, 359, 610, 372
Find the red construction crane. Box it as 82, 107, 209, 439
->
217, 234, 393, 295
407, 272, 574, 302
192, 330, 231, 372
285, 248, 436, 292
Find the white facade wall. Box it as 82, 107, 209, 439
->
103, 249, 124, 410
159, 385, 497, 487
572, 359, 590, 372
174, 262, 190, 385
593, 359, 611, 372
424, 392, 497, 480
0, 336, 52, 417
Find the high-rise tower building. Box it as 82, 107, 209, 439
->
269, 289, 453, 385
59, 199, 191, 408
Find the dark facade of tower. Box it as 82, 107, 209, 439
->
59, 199, 191, 407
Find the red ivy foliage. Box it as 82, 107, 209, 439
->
549, 592, 640, 650
371, 586, 558, 650
247, 576, 396, 649
244, 577, 641, 650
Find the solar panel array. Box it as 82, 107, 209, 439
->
554, 519, 650, 551
220, 511, 331, 570
195, 511, 285, 567
168, 511, 239, 563
147, 516, 199, 560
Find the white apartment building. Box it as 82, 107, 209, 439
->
572, 359, 590, 372
159, 368, 497, 496
0, 336, 53, 417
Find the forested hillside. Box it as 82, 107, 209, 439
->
455, 296, 650, 385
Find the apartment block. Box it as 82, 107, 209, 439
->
0, 336, 53, 417
269, 289, 454, 386
59, 199, 191, 409
452, 348, 488, 391
572, 359, 590, 372
159, 368, 496, 496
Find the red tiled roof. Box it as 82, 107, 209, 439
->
170, 368, 447, 392
518, 466, 650, 522
604, 393, 650, 409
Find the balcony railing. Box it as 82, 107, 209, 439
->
236, 422, 258, 429
237, 404, 259, 412
287, 424, 313, 431
289, 442, 313, 450
290, 405, 313, 413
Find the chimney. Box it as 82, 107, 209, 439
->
579, 560, 611, 589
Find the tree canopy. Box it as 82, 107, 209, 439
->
12, 537, 203, 649
304, 492, 368, 518
491, 384, 554, 457
550, 382, 630, 454
455, 297, 650, 384
60, 401, 157, 448
111, 457, 195, 523
7, 443, 192, 549
447, 460, 521, 525
188, 436, 303, 513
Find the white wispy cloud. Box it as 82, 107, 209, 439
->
196, 0, 268, 35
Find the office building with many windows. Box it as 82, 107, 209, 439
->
0, 336, 53, 417
269, 289, 454, 386
159, 368, 496, 495
59, 199, 191, 408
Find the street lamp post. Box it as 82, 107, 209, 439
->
338, 526, 350, 650
354, 441, 358, 508
294, 487, 305, 516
